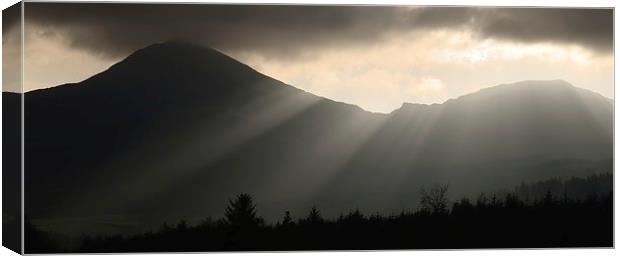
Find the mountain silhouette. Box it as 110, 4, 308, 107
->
9, 41, 612, 237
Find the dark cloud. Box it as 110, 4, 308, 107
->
15, 3, 613, 59
478, 8, 613, 53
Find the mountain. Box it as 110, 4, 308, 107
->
13, 41, 612, 236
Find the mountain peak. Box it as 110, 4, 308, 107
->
485, 79, 574, 91
440, 79, 611, 104
113, 41, 242, 70
129, 40, 216, 58
80, 41, 267, 92
467, 79, 610, 102
393, 102, 435, 114
393, 79, 611, 114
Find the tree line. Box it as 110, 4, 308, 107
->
26, 173, 613, 253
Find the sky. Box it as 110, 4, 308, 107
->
2, 4, 614, 113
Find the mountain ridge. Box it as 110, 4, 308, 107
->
17, 41, 612, 237
17, 41, 613, 115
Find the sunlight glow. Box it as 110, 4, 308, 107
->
233, 30, 612, 113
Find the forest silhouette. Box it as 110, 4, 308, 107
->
24, 173, 612, 253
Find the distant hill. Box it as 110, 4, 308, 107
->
12, 41, 612, 236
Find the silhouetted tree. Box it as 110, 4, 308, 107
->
305, 205, 324, 224
452, 198, 474, 216
176, 220, 188, 232
489, 193, 502, 212
476, 192, 490, 209
224, 193, 263, 228
419, 184, 449, 215
504, 193, 524, 210
539, 190, 556, 208
280, 211, 293, 227
341, 209, 365, 226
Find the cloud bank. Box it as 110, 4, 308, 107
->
9, 4, 612, 59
